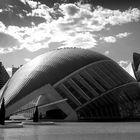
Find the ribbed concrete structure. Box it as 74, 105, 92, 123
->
133, 53, 140, 82
0, 48, 140, 121
0, 62, 9, 90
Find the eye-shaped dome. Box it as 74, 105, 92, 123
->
1, 48, 110, 107
0, 48, 139, 121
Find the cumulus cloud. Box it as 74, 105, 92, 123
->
116, 32, 131, 38
6, 67, 12, 72
0, 21, 6, 31
94, 7, 140, 26
58, 4, 105, 33
60, 3, 80, 16
118, 61, 136, 79
0, 2, 140, 53
27, 3, 50, 20
118, 60, 129, 69
24, 58, 31, 62
104, 50, 109, 55
0, 31, 20, 54
24, 42, 49, 52
100, 32, 131, 44
0, 0, 46, 27
59, 32, 97, 49
25, 0, 39, 8
0, 32, 19, 47
6, 67, 12, 76
124, 63, 136, 79
101, 36, 117, 43
118, 60, 136, 78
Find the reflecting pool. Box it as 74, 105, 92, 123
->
1, 122, 140, 140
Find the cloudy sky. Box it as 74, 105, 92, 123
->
0, 0, 140, 75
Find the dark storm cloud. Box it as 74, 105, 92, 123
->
1, 0, 139, 28
0, 0, 46, 27
62, 3, 80, 16
91, 0, 140, 10
0, 12, 46, 27
35, 0, 140, 10
32, 0, 64, 8
0, 32, 19, 47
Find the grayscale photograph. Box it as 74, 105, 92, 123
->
0, 0, 140, 139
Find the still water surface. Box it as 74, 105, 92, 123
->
1, 122, 140, 140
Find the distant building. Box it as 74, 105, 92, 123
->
0, 62, 10, 90
0, 48, 140, 121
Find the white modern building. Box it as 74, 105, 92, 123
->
0, 48, 140, 121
